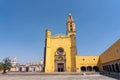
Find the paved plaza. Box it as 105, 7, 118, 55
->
0, 72, 118, 80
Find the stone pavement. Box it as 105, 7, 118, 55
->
0, 72, 118, 80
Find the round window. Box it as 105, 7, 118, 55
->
57, 48, 64, 55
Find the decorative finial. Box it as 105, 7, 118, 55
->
68, 13, 72, 16
67, 13, 74, 21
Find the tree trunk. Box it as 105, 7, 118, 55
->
3, 69, 7, 74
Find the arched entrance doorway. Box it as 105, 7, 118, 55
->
87, 66, 92, 72
93, 66, 99, 72
81, 66, 86, 72
57, 63, 64, 72
26, 67, 29, 72
19, 67, 22, 72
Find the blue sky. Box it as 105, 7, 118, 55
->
0, 0, 120, 63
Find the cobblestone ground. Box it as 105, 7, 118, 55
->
0, 74, 117, 80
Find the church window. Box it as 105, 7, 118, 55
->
83, 58, 85, 61
57, 48, 64, 55
93, 58, 95, 60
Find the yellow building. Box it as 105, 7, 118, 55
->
44, 14, 120, 73
100, 39, 120, 73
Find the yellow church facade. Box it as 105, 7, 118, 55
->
44, 14, 120, 73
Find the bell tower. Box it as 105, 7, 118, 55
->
66, 13, 76, 36
66, 13, 77, 72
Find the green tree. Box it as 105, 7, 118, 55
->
0, 57, 12, 73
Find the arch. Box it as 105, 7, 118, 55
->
26, 67, 29, 72
81, 66, 86, 72
93, 66, 99, 72
119, 63, 120, 71
110, 65, 113, 72
103, 66, 105, 71
109, 65, 112, 72
104, 66, 106, 71
103, 66, 106, 71
87, 66, 92, 72
70, 25, 73, 32
107, 65, 109, 71
19, 67, 22, 72
115, 63, 119, 73
105, 65, 107, 71
112, 64, 115, 72
32, 67, 36, 72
